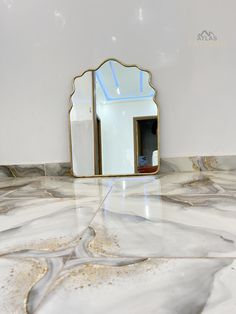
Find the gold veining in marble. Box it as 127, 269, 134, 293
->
1, 172, 236, 313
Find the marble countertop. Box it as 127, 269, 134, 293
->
1, 171, 236, 313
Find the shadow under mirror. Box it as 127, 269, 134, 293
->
70, 59, 159, 177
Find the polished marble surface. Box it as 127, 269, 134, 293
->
161, 156, 236, 173
1, 155, 236, 178
89, 172, 236, 258
0, 163, 71, 177
0, 177, 112, 255
1, 172, 236, 313
37, 258, 236, 314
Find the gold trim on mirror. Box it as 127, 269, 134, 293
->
68, 58, 160, 178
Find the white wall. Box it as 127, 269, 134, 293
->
1, 0, 236, 164
97, 99, 157, 175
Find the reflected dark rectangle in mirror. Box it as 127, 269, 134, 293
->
134, 117, 158, 174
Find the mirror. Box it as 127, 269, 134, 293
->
69, 59, 159, 177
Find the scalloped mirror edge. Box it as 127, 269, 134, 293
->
68, 58, 160, 178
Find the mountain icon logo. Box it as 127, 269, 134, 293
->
197, 31, 217, 41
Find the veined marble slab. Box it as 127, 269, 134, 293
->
161, 155, 236, 173
35, 258, 236, 314
0, 177, 112, 255
88, 171, 236, 258
0, 163, 71, 177
44, 163, 71, 176
0, 257, 46, 314
110, 171, 236, 196
0, 165, 45, 177
0, 172, 236, 313
1, 155, 236, 178
1, 255, 236, 314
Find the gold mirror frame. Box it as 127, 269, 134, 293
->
68, 58, 160, 178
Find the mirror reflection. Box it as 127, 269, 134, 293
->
70, 59, 159, 177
